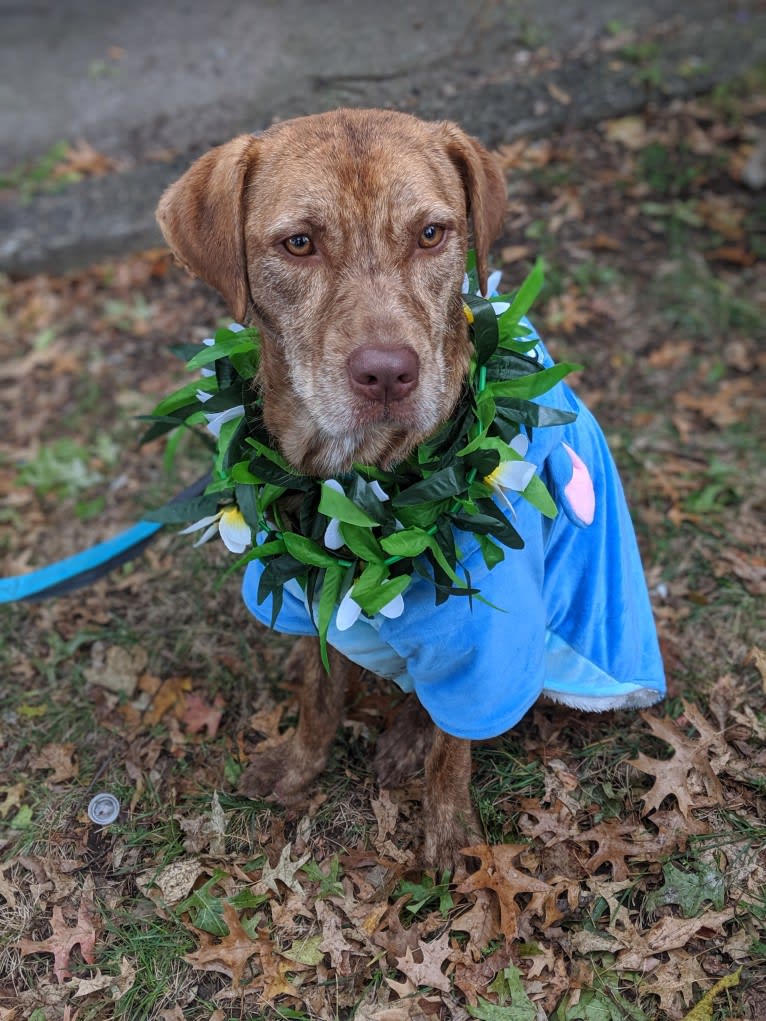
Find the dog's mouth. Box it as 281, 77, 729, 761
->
350, 395, 421, 429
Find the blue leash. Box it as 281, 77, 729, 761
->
0, 475, 209, 604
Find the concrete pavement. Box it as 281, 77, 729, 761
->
2, 0, 765, 275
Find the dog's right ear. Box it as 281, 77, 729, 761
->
156, 135, 260, 323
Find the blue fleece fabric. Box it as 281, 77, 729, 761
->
241, 326, 665, 740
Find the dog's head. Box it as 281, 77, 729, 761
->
157, 109, 506, 475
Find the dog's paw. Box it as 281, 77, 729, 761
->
239, 742, 316, 805
422, 807, 483, 875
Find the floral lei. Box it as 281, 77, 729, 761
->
146, 256, 578, 666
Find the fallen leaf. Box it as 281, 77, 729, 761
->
643, 949, 711, 1012
143, 675, 192, 726
0, 784, 25, 819
713, 548, 766, 596
83, 642, 148, 695
629, 704, 726, 818
19, 895, 98, 982
182, 692, 225, 738
255, 842, 311, 896
395, 930, 453, 993
184, 902, 259, 988
681, 966, 742, 1020
746, 646, 766, 692
457, 844, 551, 941
144, 857, 204, 905
547, 82, 572, 105
72, 956, 136, 1000
603, 115, 650, 150
175, 792, 228, 855
28, 742, 78, 783
572, 818, 673, 881
316, 899, 356, 974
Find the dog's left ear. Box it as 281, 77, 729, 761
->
441, 125, 507, 296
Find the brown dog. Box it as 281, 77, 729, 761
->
157, 108, 508, 867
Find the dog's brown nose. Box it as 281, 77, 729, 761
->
347, 345, 420, 403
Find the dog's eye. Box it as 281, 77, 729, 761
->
284, 234, 315, 257
418, 224, 445, 249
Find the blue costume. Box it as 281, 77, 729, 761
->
242, 325, 665, 740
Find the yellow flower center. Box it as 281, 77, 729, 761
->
221, 507, 246, 528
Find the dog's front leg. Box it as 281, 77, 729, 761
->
423, 728, 482, 871
239, 635, 350, 803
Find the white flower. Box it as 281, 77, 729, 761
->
179, 506, 251, 553
322, 477, 390, 551
335, 586, 405, 632
195, 388, 245, 438
484, 434, 537, 509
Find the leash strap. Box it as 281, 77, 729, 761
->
0, 475, 210, 604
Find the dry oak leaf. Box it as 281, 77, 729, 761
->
140, 857, 204, 906
450, 888, 500, 949
176, 792, 228, 856
28, 742, 78, 783
457, 844, 551, 942
604, 908, 735, 975
184, 902, 260, 988
72, 955, 136, 1000
629, 704, 725, 818
452, 943, 513, 1006
517, 797, 576, 846
254, 842, 311, 896
395, 930, 453, 993
249, 925, 304, 1003
572, 819, 672, 881
182, 692, 225, 738
642, 949, 712, 1013
746, 645, 766, 691
19, 898, 97, 982
315, 899, 357, 975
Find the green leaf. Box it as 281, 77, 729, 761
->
282, 532, 338, 567
318, 483, 379, 526
151, 376, 216, 417
521, 474, 558, 519
185, 330, 258, 370
379, 528, 432, 559
504, 257, 545, 323
465, 293, 500, 365
485, 350, 544, 382
494, 398, 577, 430
221, 538, 287, 580
230, 460, 261, 485
391, 466, 465, 507
339, 522, 386, 561
349, 561, 387, 597
316, 562, 343, 670
353, 572, 411, 616
477, 534, 506, 570
143, 492, 222, 524
139, 407, 205, 444
489, 362, 581, 400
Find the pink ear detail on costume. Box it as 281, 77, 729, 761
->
562, 443, 595, 525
